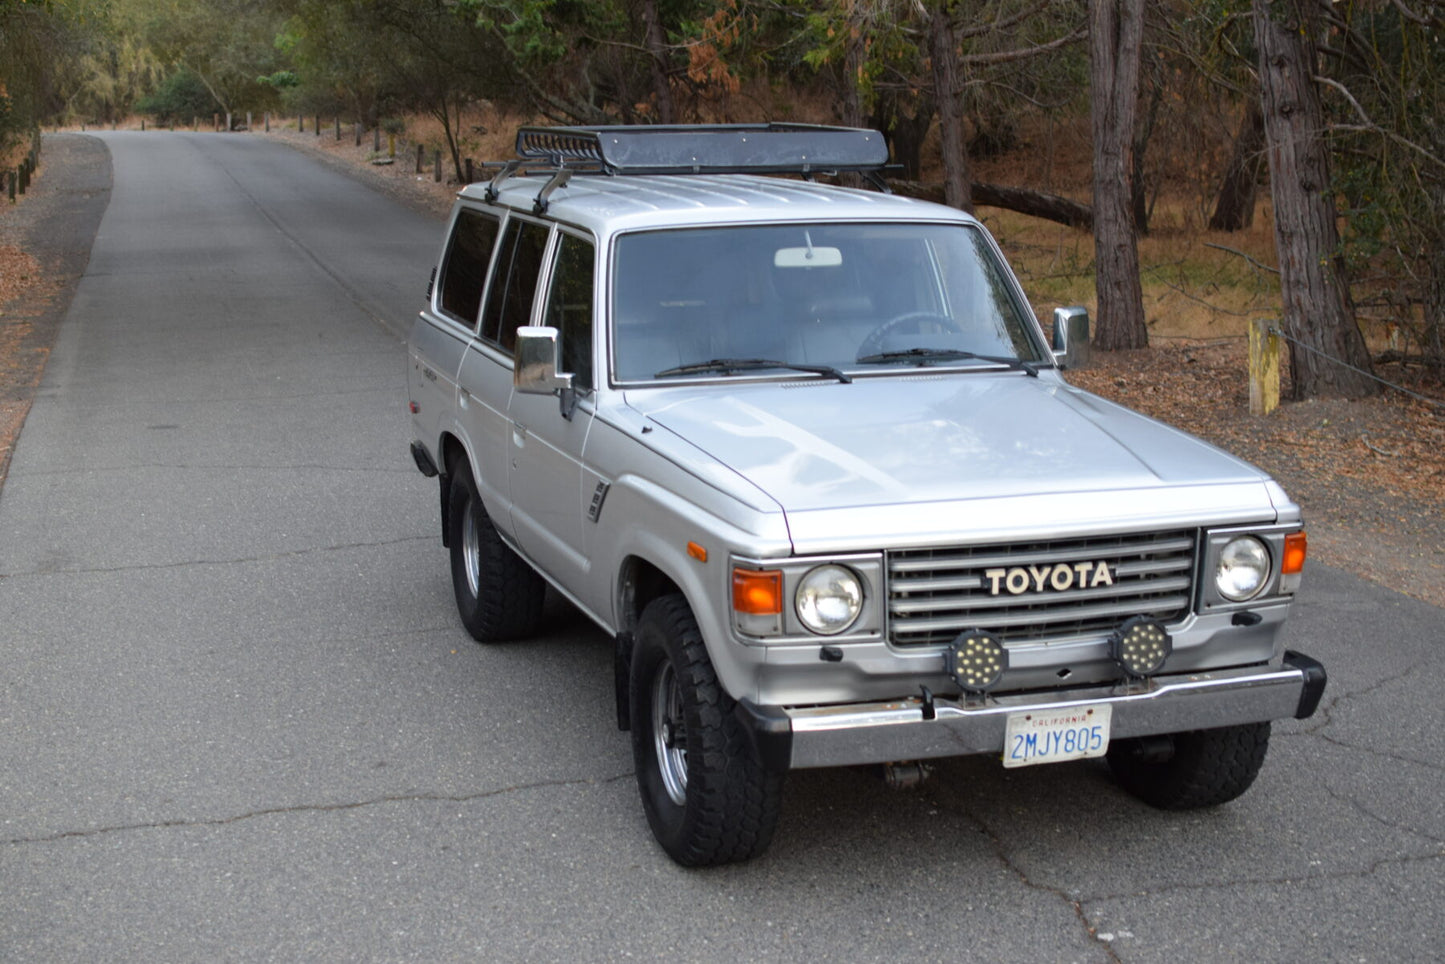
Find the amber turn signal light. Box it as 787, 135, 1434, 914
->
1282, 531, 1307, 574
732, 568, 782, 615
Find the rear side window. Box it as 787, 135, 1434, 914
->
438, 209, 500, 327
480, 218, 552, 353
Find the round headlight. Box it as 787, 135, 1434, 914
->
795, 565, 863, 635
1215, 536, 1271, 601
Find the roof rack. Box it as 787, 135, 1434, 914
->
515, 124, 889, 176
486, 124, 894, 210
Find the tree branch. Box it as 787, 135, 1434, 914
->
959, 27, 1088, 67
1315, 74, 1445, 173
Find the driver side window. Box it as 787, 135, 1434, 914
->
543, 233, 595, 391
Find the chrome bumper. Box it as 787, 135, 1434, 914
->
738, 651, 1326, 772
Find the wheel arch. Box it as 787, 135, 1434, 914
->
437, 431, 469, 548
613, 553, 685, 732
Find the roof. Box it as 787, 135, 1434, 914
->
454, 172, 975, 236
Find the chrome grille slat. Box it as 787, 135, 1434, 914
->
887, 530, 1198, 646
891, 594, 1192, 636
890, 575, 1191, 615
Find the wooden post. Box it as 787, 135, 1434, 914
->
314, 115, 320, 137
225, 112, 232, 132
465, 157, 474, 183
416, 143, 424, 174
213, 113, 219, 131
6, 170, 13, 202
1249, 318, 1281, 416
298, 115, 304, 133
334, 117, 340, 140
388, 133, 395, 158
433, 149, 442, 182
373, 127, 380, 152
246, 111, 252, 130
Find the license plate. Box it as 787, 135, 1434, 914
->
1003, 705, 1112, 768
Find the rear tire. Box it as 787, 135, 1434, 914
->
630, 594, 783, 866
1107, 722, 1271, 809
446, 458, 545, 642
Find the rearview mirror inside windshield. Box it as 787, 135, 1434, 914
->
774, 246, 843, 268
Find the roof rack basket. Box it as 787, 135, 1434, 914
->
515, 124, 890, 178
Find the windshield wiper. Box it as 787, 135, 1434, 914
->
855, 347, 1038, 377
654, 357, 852, 384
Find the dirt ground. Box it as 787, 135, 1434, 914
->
3, 128, 1443, 608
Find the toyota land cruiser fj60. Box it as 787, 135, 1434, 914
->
406, 125, 1327, 866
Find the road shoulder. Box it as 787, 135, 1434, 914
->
0, 133, 112, 487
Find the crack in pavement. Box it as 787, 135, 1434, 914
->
3, 771, 636, 847
925, 789, 1123, 963
1322, 782, 1445, 846
1293, 665, 1429, 737
0, 534, 432, 580
1079, 848, 1445, 905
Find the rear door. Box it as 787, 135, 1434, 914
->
456, 214, 552, 530
505, 229, 599, 592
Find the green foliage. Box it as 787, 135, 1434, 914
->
257, 70, 298, 90
1325, 1, 1445, 363
136, 67, 215, 122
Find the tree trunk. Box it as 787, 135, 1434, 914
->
1089, 0, 1148, 351
929, 5, 972, 212
1208, 99, 1265, 231
892, 180, 1093, 230
1131, 75, 1163, 236
1253, 0, 1378, 398
641, 0, 675, 124
873, 97, 934, 180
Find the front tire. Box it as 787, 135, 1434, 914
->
630, 594, 783, 866
445, 458, 545, 643
1107, 722, 1271, 810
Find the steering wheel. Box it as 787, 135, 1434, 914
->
856, 312, 967, 359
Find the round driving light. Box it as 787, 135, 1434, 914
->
1111, 616, 1172, 678
1215, 536, 1271, 601
795, 565, 863, 635
946, 630, 1008, 693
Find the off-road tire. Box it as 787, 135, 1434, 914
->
1107, 722, 1271, 810
630, 593, 784, 866
445, 458, 545, 643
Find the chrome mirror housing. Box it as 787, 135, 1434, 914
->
1052, 306, 1092, 370
514, 326, 576, 417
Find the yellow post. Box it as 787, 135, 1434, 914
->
1249, 318, 1280, 416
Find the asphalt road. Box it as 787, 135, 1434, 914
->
2, 132, 1442, 963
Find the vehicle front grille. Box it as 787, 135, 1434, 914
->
887, 530, 1198, 647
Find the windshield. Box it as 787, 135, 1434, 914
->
610, 222, 1043, 382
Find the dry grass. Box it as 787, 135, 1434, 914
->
983, 201, 1286, 343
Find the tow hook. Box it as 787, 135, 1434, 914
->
883, 761, 933, 790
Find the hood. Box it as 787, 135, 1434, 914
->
625, 374, 1282, 549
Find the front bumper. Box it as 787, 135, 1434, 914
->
738, 650, 1325, 772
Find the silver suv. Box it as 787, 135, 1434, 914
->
406, 125, 1326, 866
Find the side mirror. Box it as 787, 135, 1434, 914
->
1052, 306, 1091, 370
514, 326, 576, 417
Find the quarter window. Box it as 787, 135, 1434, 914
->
438, 209, 500, 327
